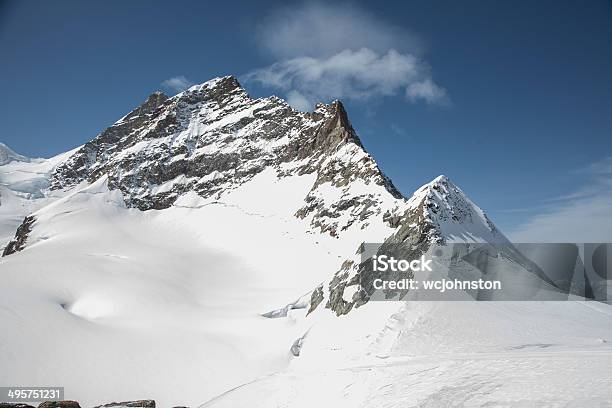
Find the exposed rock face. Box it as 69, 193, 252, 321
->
0, 403, 36, 408
1, 400, 157, 408
37, 401, 81, 408
49, 76, 402, 235
1, 401, 155, 408
2, 215, 36, 257
93, 400, 155, 408
5, 76, 506, 314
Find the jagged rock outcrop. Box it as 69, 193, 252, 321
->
93, 400, 155, 408
2, 215, 36, 256
37, 401, 80, 408
0, 400, 155, 408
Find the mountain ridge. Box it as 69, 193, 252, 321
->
47, 75, 407, 237
2, 75, 502, 253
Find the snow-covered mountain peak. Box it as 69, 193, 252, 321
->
408, 174, 475, 221
44, 74, 406, 237
6, 75, 502, 248
4, 75, 610, 408
183, 75, 244, 95
400, 174, 502, 244
431, 174, 449, 183
310, 174, 508, 316
7, 74, 500, 248
0, 142, 33, 165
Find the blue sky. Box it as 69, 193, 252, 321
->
1, 0, 611, 239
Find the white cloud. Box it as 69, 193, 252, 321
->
161, 76, 193, 93
509, 157, 612, 242
406, 79, 450, 106
244, 2, 448, 110
245, 48, 448, 110
286, 90, 311, 112
256, 2, 421, 59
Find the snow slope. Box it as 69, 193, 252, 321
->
0, 167, 395, 407
3, 171, 611, 407
0, 145, 77, 249
1, 77, 611, 408
201, 300, 612, 408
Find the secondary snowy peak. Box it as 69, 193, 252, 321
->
395, 174, 504, 245
308, 174, 507, 316
409, 175, 492, 227
0, 143, 33, 165
48, 75, 402, 236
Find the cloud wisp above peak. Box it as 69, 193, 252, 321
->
406, 78, 451, 106
255, 2, 421, 59
161, 76, 194, 93
244, 2, 449, 111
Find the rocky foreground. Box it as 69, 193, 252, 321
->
0, 400, 179, 408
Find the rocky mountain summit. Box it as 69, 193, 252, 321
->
49, 76, 402, 237
3, 76, 504, 286
2, 75, 506, 305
